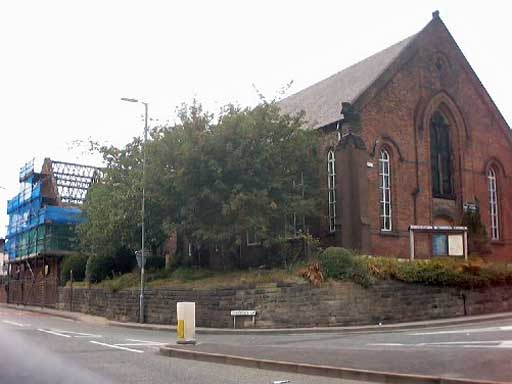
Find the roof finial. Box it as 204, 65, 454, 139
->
432, 10, 440, 19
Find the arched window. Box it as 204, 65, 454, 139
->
379, 149, 392, 231
327, 150, 336, 233
430, 111, 453, 198
487, 167, 499, 240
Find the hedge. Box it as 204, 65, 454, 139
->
61, 253, 88, 285
86, 254, 115, 283
317, 247, 512, 288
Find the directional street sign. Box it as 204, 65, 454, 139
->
135, 249, 150, 268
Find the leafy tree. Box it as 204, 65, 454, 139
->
85, 254, 115, 283
175, 102, 320, 262
112, 245, 137, 274
79, 100, 321, 268
461, 202, 491, 255
61, 253, 88, 284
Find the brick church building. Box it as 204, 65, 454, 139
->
279, 12, 512, 261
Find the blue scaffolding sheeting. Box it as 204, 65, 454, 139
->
5, 159, 96, 260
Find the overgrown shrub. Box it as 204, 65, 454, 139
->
318, 248, 357, 279
144, 256, 165, 271
61, 253, 88, 285
312, 247, 512, 289
100, 272, 139, 293
318, 247, 374, 287
112, 245, 136, 274
461, 208, 491, 255
363, 256, 512, 288
86, 254, 115, 283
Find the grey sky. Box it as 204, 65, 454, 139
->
0, 0, 510, 235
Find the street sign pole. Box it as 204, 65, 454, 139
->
121, 97, 149, 324
140, 101, 148, 324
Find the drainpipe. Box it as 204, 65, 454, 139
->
413, 115, 420, 225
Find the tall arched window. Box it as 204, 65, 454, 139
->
379, 149, 392, 231
430, 111, 454, 198
327, 150, 336, 233
487, 167, 499, 240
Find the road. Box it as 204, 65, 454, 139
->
1, 307, 512, 383
0, 307, 359, 384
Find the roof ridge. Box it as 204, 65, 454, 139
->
278, 30, 421, 129
286, 33, 418, 102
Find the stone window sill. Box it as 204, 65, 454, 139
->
379, 230, 400, 237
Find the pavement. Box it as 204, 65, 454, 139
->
3, 304, 512, 383
5, 302, 512, 335
0, 306, 357, 384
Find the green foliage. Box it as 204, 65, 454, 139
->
362, 255, 512, 288
78, 137, 144, 256
461, 206, 491, 255
86, 254, 115, 283
144, 256, 165, 271
318, 247, 357, 279
79, 100, 321, 267
98, 272, 139, 293
316, 248, 512, 289
61, 253, 88, 285
318, 247, 374, 287
112, 246, 136, 274
168, 266, 215, 282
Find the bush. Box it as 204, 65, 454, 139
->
170, 266, 215, 281
144, 256, 165, 271
318, 247, 374, 287
364, 256, 512, 288
61, 254, 88, 285
112, 245, 136, 274
461, 208, 491, 255
99, 272, 139, 293
319, 248, 357, 279
86, 254, 115, 283
313, 248, 512, 289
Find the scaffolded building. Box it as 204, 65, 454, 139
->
5, 158, 100, 306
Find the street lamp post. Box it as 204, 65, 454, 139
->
121, 97, 148, 324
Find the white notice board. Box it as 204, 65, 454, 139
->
448, 234, 464, 256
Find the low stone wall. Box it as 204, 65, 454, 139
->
57, 281, 512, 328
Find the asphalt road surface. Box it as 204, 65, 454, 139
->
0, 307, 360, 384
2, 307, 512, 383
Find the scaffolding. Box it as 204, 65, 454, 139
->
5, 159, 100, 260
50, 160, 101, 205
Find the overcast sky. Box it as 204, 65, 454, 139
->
0, 0, 511, 235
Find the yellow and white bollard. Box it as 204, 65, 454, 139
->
176, 302, 196, 345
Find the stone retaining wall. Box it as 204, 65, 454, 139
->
57, 281, 512, 328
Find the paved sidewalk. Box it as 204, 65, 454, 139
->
159, 343, 505, 384
3, 302, 512, 335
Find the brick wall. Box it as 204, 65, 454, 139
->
356, 17, 512, 260
57, 281, 512, 328
0, 285, 6, 303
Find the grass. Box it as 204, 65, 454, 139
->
66, 265, 305, 291
147, 266, 304, 289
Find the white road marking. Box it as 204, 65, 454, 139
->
2, 320, 29, 327
37, 329, 102, 338
115, 338, 167, 347
116, 342, 167, 346
369, 340, 512, 349
90, 340, 144, 353
410, 325, 512, 335
51, 330, 102, 338
38, 328, 72, 338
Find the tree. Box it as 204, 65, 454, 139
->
78, 138, 146, 256
79, 100, 321, 268
175, 103, 320, 261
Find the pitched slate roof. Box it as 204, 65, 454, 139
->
278, 34, 417, 129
